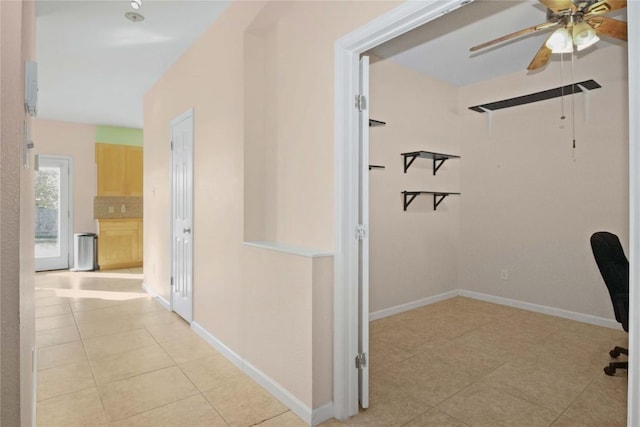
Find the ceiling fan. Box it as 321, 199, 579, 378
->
470, 0, 628, 70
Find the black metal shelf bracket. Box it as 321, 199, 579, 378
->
403, 192, 419, 211
369, 119, 386, 127
433, 193, 449, 210
401, 151, 460, 175
403, 154, 419, 173
402, 191, 460, 211
369, 165, 385, 170
433, 158, 447, 175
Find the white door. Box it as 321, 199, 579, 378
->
35, 156, 72, 271
358, 55, 370, 409
171, 109, 194, 323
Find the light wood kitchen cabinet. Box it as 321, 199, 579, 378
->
97, 219, 143, 270
96, 143, 143, 197
125, 146, 143, 196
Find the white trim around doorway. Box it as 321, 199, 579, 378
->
333, 0, 474, 419
334, 1, 640, 425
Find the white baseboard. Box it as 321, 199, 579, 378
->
141, 282, 171, 310
242, 358, 324, 426
312, 402, 335, 425
369, 290, 459, 321
459, 290, 622, 330
32, 347, 38, 427
369, 288, 620, 330
191, 322, 333, 425
191, 322, 243, 370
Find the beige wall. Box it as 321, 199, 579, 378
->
242, 1, 402, 249
33, 119, 98, 233
368, 57, 461, 313
240, 246, 335, 408
366, 45, 627, 322
144, 0, 399, 414
1, 0, 36, 425
458, 46, 628, 318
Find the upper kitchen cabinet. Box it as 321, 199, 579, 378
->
125, 146, 143, 196
96, 143, 143, 196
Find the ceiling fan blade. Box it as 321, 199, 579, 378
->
469, 21, 558, 52
585, 0, 626, 17
587, 16, 628, 41
527, 37, 553, 70
538, 0, 577, 13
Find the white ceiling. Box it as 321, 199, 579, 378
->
369, 0, 626, 87
36, 0, 626, 129
36, 0, 230, 129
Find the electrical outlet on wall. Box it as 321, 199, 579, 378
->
500, 269, 509, 280
108, 206, 114, 213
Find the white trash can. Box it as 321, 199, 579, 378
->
73, 233, 98, 271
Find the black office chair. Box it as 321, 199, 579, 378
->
590, 231, 629, 376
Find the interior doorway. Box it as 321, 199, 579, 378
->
334, 0, 640, 424
35, 155, 72, 271
170, 108, 195, 323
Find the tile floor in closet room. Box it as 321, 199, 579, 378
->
35, 269, 627, 426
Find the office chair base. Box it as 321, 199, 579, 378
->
609, 346, 628, 358
604, 361, 628, 376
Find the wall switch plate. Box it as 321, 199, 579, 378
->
500, 269, 509, 280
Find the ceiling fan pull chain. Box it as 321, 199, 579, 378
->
571, 49, 577, 153
560, 52, 566, 120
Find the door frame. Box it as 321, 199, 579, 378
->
169, 108, 195, 322
34, 154, 73, 271
357, 55, 370, 410
333, 1, 640, 424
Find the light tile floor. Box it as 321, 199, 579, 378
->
35, 270, 628, 426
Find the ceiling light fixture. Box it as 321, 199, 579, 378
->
130, 0, 142, 10
546, 27, 573, 54
573, 21, 600, 51
124, 11, 144, 22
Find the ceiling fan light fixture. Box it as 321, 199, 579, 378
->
546, 27, 573, 53
573, 21, 599, 50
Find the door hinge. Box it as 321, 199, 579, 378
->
355, 94, 367, 111
170, 140, 174, 150
170, 276, 174, 287
355, 224, 367, 240
355, 352, 367, 369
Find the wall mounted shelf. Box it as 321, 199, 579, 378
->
369, 119, 386, 127
468, 79, 601, 113
401, 151, 460, 175
402, 191, 460, 211
369, 165, 385, 170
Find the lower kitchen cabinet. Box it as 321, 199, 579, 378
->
97, 218, 143, 270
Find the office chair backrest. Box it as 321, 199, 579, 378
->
590, 231, 629, 331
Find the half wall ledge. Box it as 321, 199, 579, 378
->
243, 241, 334, 258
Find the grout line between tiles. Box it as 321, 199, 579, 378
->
248, 408, 291, 426
71, 297, 110, 424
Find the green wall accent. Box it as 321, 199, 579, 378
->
95, 126, 143, 146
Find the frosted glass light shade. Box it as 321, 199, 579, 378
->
546, 27, 573, 53
573, 21, 599, 50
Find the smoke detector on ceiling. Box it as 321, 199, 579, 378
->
124, 11, 144, 22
